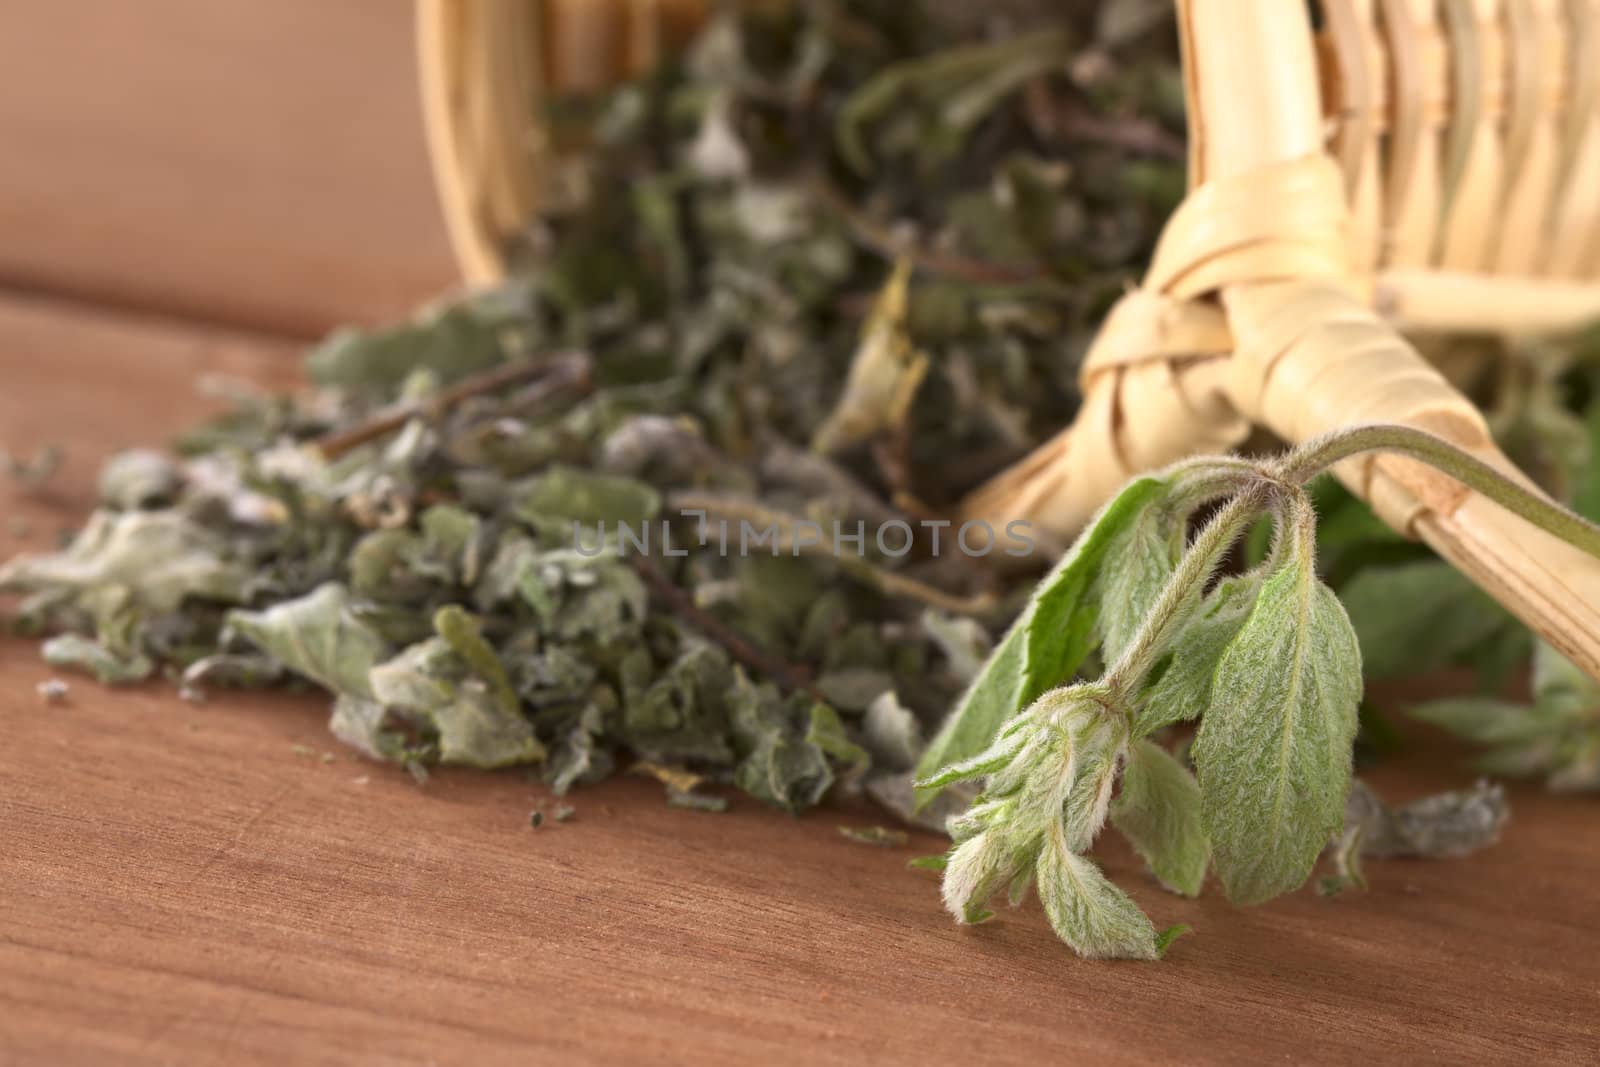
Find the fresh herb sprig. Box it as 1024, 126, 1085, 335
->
915, 423, 1600, 959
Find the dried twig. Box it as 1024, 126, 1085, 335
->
807, 173, 1055, 288
629, 555, 823, 700
312, 352, 593, 460
1022, 79, 1185, 160
669, 491, 999, 616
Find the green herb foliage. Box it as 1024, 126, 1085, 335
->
918, 424, 1600, 958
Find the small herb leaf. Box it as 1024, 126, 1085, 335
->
1134, 573, 1259, 735
1036, 826, 1159, 960
915, 476, 1168, 798
1192, 560, 1362, 906
1096, 494, 1182, 665
1111, 740, 1209, 896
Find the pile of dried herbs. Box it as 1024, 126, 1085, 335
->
0, 2, 1186, 815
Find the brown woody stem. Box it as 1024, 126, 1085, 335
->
313, 351, 592, 460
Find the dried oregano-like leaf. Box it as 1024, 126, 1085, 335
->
41, 633, 155, 685
1110, 739, 1208, 897
0, 509, 251, 613
227, 583, 389, 698
914, 476, 1168, 797
1192, 561, 1362, 906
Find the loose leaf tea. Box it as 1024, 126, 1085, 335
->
0, 2, 1184, 818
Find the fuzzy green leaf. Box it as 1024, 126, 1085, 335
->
941, 831, 1021, 924
1111, 740, 1209, 896
1036, 827, 1159, 960
1134, 574, 1259, 735
914, 476, 1168, 798
1193, 564, 1362, 906
1095, 494, 1181, 664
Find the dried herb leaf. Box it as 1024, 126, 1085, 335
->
227, 584, 389, 698
811, 261, 928, 455
0, 510, 250, 612
41, 634, 154, 685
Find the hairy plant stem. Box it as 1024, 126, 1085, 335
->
1103, 482, 1272, 703
1274, 424, 1600, 560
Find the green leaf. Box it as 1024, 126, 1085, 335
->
432, 681, 544, 768
512, 465, 661, 529
1407, 696, 1553, 746
805, 703, 871, 773
1095, 494, 1181, 665
1035, 827, 1159, 960
1339, 560, 1516, 679
368, 635, 544, 769
1154, 923, 1192, 957
940, 831, 1021, 924
1134, 573, 1259, 735
227, 583, 389, 698
1111, 740, 1209, 896
1193, 564, 1362, 906
433, 605, 522, 718
914, 476, 1168, 798
1533, 640, 1597, 706
725, 674, 837, 815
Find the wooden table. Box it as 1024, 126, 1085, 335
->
2, 291, 1598, 1065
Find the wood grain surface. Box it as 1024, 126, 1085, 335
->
0, 1, 459, 337
1, 292, 1598, 1065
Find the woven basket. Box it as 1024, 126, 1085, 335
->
418, 0, 706, 284
415, 0, 1600, 677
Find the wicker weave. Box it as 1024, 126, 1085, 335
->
415, 0, 1600, 676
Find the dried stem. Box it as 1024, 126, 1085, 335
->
669, 491, 999, 616
807, 173, 1054, 287
629, 555, 822, 701
312, 352, 593, 460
